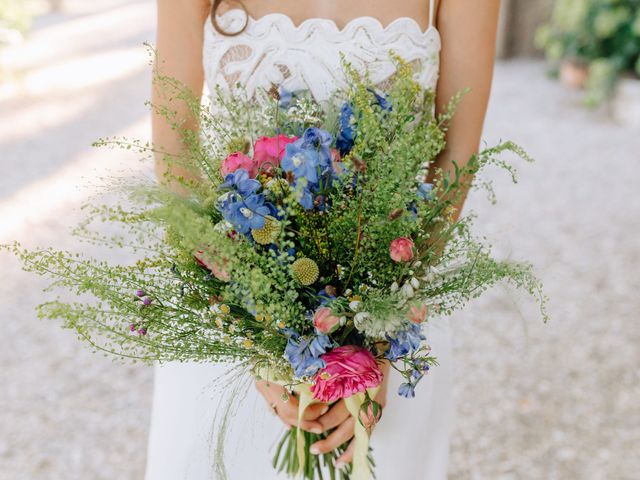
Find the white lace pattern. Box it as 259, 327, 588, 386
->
202, 10, 441, 101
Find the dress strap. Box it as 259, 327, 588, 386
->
428, 0, 436, 27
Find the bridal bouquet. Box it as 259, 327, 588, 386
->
5, 56, 546, 479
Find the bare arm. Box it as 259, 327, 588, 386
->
153, 0, 211, 185
430, 0, 502, 220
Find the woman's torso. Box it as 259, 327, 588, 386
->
203, 0, 441, 102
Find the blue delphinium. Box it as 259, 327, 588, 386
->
417, 182, 434, 201
385, 323, 426, 361
281, 142, 322, 184
300, 127, 333, 167
317, 287, 337, 306
398, 382, 416, 398
220, 168, 261, 197
297, 184, 315, 211
282, 127, 335, 210
308, 334, 332, 357
369, 88, 392, 112
336, 103, 356, 156
221, 193, 272, 234
336, 91, 391, 157
278, 86, 294, 108
283, 330, 333, 378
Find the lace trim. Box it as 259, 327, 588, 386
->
203, 10, 441, 101
213, 10, 438, 36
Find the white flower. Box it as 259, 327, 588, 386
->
401, 283, 415, 298
390, 282, 399, 292
354, 312, 370, 327
213, 220, 233, 233
349, 300, 362, 311
410, 277, 420, 289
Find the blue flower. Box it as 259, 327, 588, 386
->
336, 91, 390, 157
278, 86, 294, 108
284, 333, 332, 378
337, 102, 356, 156
281, 142, 322, 184
301, 127, 333, 168
308, 334, 332, 357
222, 193, 272, 234
317, 287, 337, 306
220, 169, 261, 197
297, 185, 315, 211
385, 323, 425, 361
398, 382, 416, 398
368, 88, 392, 112
407, 200, 418, 219
417, 182, 434, 201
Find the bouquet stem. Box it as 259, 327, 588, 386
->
273, 427, 375, 480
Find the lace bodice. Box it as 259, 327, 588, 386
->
202, 9, 441, 102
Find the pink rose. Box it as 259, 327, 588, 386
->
389, 237, 415, 262
358, 399, 383, 431
221, 152, 256, 178
313, 307, 341, 334
407, 303, 427, 324
253, 135, 297, 175
195, 250, 230, 282
311, 346, 383, 403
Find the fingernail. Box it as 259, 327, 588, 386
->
310, 445, 320, 455
311, 427, 322, 434
321, 406, 329, 415
336, 460, 346, 470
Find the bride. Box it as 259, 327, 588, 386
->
145, 0, 501, 478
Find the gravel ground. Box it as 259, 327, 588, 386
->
1, 2, 638, 480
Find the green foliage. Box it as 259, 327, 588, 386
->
537, 0, 640, 106
2, 52, 549, 480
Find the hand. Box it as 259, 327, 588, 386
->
309, 361, 390, 468
255, 380, 330, 433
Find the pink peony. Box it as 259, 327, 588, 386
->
253, 135, 297, 175
311, 346, 383, 403
313, 307, 341, 334
407, 303, 428, 324
389, 237, 415, 262
221, 151, 256, 178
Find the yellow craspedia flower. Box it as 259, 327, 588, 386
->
220, 304, 231, 314
255, 313, 265, 322
291, 257, 319, 286
276, 320, 286, 329
243, 339, 254, 349
251, 216, 281, 245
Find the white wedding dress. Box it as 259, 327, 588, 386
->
145, 2, 454, 479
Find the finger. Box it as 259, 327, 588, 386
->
335, 439, 356, 469
316, 400, 350, 431
277, 410, 324, 434
310, 417, 355, 454
272, 401, 324, 433
302, 402, 330, 420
